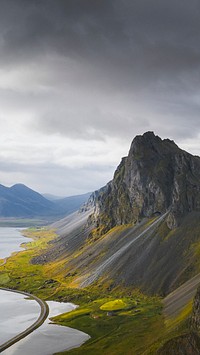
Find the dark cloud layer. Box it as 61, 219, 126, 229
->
0, 0, 200, 134
1, 0, 200, 193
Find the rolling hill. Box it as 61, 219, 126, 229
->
0, 184, 91, 218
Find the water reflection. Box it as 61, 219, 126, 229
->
0, 290, 40, 344
0, 228, 28, 259
3, 300, 90, 355
0, 228, 90, 354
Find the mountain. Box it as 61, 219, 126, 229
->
90, 131, 200, 234
42, 193, 64, 201
52, 192, 92, 216
0, 184, 56, 217
158, 284, 200, 354
32, 132, 200, 296
0, 184, 91, 218
4, 132, 200, 354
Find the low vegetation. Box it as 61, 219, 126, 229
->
99, 298, 134, 311
53, 294, 164, 355
0, 227, 196, 354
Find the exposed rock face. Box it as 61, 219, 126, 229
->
31, 132, 200, 295
191, 286, 200, 331
157, 287, 200, 354
91, 132, 200, 233
157, 332, 200, 355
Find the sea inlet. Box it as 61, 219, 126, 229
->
0, 227, 89, 355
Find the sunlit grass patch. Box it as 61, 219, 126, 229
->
0, 273, 10, 284
0, 224, 196, 355
0, 227, 61, 298
53, 296, 164, 355
53, 308, 91, 322
100, 299, 134, 311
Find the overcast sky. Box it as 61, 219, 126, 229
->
1, 0, 200, 196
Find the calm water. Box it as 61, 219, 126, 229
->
3, 300, 90, 355
0, 227, 28, 259
0, 290, 40, 344
0, 228, 90, 354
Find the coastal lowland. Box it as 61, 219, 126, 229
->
1, 133, 200, 354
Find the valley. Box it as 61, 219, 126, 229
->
1, 132, 200, 354
0, 223, 164, 354
0, 184, 90, 221
1, 0, 199, 353
0, 288, 49, 353
0, 212, 198, 354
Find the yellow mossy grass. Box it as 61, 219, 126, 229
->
100, 299, 129, 311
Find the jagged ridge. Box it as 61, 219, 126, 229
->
91, 132, 200, 233
31, 132, 200, 296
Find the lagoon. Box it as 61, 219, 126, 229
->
3, 300, 90, 355
0, 228, 90, 354
0, 289, 40, 344
0, 228, 28, 259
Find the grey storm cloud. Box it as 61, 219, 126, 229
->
1, 0, 200, 194
1, 1, 200, 114
1, 0, 200, 65
0, 157, 113, 195
0, 1, 198, 70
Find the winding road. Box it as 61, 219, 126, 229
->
0, 287, 49, 353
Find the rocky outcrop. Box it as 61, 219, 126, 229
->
191, 286, 200, 331
157, 332, 200, 355
157, 286, 200, 354
30, 132, 200, 295
91, 132, 200, 234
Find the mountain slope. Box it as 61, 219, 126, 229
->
52, 192, 92, 216
90, 131, 200, 234
0, 184, 91, 218
31, 132, 200, 296
157, 283, 200, 354
0, 184, 56, 217
32, 209, 200, 296
3, 132, 200, 354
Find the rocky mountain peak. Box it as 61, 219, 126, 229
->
129, 131, 178, 158
131, 131, 161, 147
90, 132, 200, 234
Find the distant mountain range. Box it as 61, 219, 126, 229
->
48, 192, 92, 216
0, 183, 91, 218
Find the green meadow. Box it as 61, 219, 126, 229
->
0, 227, 194, 354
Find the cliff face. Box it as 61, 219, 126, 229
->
157, 332, 200, 355
191, 286, 200, 331
157, 287, 200, 354
31, 132, 200, 295
92, 132, 200, 233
